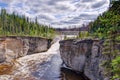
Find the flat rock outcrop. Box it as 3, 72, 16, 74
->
0, 36, 51, 63
59, 39, 113, 80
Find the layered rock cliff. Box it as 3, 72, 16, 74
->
59, 39, 112, 80
0, 36, 51, 64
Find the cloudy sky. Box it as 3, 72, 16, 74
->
0, 0, 110, 28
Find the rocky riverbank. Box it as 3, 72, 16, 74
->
59, 39, 114, 80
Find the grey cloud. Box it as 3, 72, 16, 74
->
55, 5, 69, 11
0, 0, 110, 28
0, 0, 13, 3
61, 21, 78, 24
37, 14, 53, 21
78, 14, 98, 20
92, 0, 107, 8
66, 13, 97, 25
47, 0, 60, 5
81, 0, 94, 2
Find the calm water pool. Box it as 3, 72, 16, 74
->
61, 67, 90, 80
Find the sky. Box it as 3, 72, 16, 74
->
0, 0, 110, 28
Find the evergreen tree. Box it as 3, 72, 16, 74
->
0, 9, 55, 38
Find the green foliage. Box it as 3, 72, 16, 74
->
89, 1, 120, 39
111, 56, 120, 79
77, 31, 89, 39
64, 35, 67, 40
0, 9, 55, 38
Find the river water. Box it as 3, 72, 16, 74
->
0, 36, 89, 80
31, 36, 89, 80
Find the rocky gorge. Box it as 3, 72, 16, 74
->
59, 39, 115, 80
0, 36, 116, 80
0, 36, 89, 80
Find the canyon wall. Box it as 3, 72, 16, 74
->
0, 36, 52, 63
59, 39, 112, 80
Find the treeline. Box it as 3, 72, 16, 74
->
89, 1, 120, 79
89, 1, 120, 39
0, 9, 55, 38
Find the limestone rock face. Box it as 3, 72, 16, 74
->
4, 38, 24, 63
60, 39, 93, 72
0, 36, 51, 63
59, 39, 112, 80
26, 37, 51, 55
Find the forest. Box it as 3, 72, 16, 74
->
0, 9, 55, 38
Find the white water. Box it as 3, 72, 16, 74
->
15, 37, 62, 80
0, 36, 63, 80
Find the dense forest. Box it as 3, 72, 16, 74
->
0, 9, 55, 38
89, 1, 120, 79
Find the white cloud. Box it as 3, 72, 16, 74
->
0, 0, 110, 28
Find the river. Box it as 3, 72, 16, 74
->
0, 36, 89, 80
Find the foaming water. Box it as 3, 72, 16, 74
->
0, 36, 89, 80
